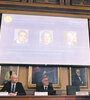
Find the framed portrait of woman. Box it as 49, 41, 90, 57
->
0, 65, 19, 87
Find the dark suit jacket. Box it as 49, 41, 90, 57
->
36, 83, 56, 95
72, 75, 84, 86
0, 81, 26, 95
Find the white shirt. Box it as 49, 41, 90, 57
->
11, 83, 16, 93
44, 85, 48, 90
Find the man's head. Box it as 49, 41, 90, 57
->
11, 74, 18, 83
42, 77, 49, 86
65, 31, 77, 45
41, 31, 52, 45
76, 69, 80, 76
9, 66, 14, 71
18, 31, 27, 44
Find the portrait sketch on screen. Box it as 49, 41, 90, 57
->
64, 31, 77, 46
0, 65, 19, 85
70, 67, 88, 87
40, 30, 53, 45
28, 66, 61, 88
14, 29, 28, 44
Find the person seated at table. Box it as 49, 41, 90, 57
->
36, 76, 56, 95
0, 74, 26, 96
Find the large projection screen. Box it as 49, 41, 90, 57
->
0, 14, 89, 65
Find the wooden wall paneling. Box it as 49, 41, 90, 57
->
60, 0, 65, 5
0, 0, 21, 2
65, 0, 71, 6
18, 66, 28, 89
60, 67, 69, 90
21, 0, 28, 3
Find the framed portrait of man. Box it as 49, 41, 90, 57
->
28, 66, 61, 88
70, 67, 88, 88
0, 65, 19, 87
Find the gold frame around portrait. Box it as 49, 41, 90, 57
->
0, 65, 19, 88
69, 67, 89, 88
28, 66, 61, 88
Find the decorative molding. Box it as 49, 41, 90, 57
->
0, 1, 90, 18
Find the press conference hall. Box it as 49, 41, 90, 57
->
0, 0, 90, 100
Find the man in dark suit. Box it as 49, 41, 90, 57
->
36, 77, 55, 95
72, 69, 84, 86
0, 74, 26, 96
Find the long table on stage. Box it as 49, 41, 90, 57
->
0, 95, 90, 100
